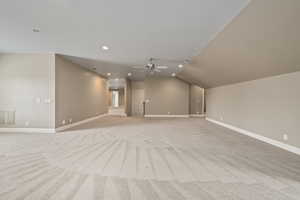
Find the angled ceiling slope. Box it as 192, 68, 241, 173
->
178, 0, 300, 88
0, 0, 249, 80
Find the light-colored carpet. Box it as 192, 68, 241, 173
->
0, 116, 299, 200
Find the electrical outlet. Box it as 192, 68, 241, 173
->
220, 116, 224, 121
44, 99, 51, 104
167, 112, 171, 115
283, 134, 288, 141
35, 97, 41, 104
62, 120, 66, 125
25, 121, 30, 126
69, 118, 73, 123
197, 111, 200, 114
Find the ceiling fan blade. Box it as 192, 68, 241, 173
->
132, 68, 146, 71
156, 65, 168, 69
131, 66, 145, 69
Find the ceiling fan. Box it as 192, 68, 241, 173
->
131, 58, 169, 74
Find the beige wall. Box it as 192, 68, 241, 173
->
0, 53, 55, 128
179, 0, 300, 88
131, 81, 145, 116
206, 71, 300, 148
55, 56, 108, 128
190, 85, 204, 115
125, 79, 132, 116
144, 77, 189, 115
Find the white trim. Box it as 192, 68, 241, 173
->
144, 115, 189, 118
107, 113, 127, 117
0, 128, 55, 134
190, 114, 206, 118
55, 113, 108, 132
206, 118, 300, 156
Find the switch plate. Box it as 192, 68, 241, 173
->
35, 98, 41, 104
44, 99, 51, 104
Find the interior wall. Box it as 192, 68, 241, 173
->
125, 79, 132, 116
0, 53, 55, 129
178, 0, 300, 88
144, 77, 189, 115
206, 71, 300, 148
55, 55, 108, 128
131, 81, 145, 116
190, 85, 204, 115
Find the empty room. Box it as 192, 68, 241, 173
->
0, 0, 299, 199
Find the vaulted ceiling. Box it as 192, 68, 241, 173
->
0, 0, 249, 80
178, 0, 300, 88
1, 0, 299, 87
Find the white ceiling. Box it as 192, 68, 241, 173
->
0, 0, 249, 80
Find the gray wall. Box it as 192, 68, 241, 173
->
190, 85, 204, 115
206, 71, 300, 148
0, 53, 55, 128
144, 77, 189, 115
55, 56, 108, 128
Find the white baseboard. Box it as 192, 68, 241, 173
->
55, 113, 108, 132
144, 115, 190, 118
0, 113, 109, 134
0, 128, 55, 134
190, 114, 206, 118
206, 117, 300, 156
107, 113, 127, 117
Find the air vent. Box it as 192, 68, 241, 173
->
0, 110, 15, 125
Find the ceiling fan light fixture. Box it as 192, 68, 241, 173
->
101, 45, 109, 51
178, 64, 183, 68
32, 28, 40, 33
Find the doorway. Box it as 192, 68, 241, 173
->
112, 90, 119, 108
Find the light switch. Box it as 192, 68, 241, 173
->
44, 99, 51, 104
35, 98, 41, 103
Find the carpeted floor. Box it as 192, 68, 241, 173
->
0, 116, 299, 199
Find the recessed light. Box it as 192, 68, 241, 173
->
178, 64, 183, 68
115, 78, 119, 81
127, 72, 132, 76
107, 73, 111, 76
172, 73, 176, 77
32, 28, 40, 33
102, 45, 109, 51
